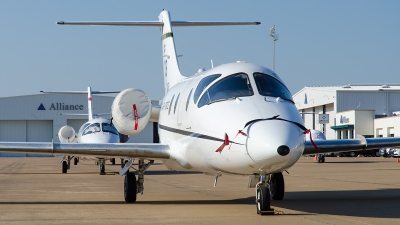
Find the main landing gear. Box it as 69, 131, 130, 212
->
123, 159, 154, 203
99, 159, 106, 175
317, 154, 325, 163
61, 156, 72, 174
255, 172, 285, 215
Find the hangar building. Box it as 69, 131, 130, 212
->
0, 93, 156, 156
293, 84, 400, 140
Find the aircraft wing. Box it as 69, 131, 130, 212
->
304, 136, 400, 155
0, 142, 170, 160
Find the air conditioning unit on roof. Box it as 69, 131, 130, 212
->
392, 111, 400, 116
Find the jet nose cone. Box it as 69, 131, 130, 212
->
246, 120, 304, 172
277, 145, 290, 156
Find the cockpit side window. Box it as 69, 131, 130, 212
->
102, 123, 118, 135
253, 72, 293, 102
174, 93, 180, 114
82, 123, 101, 135
186, 88, 193, 111
193, 74, 221, 104
168, 95, 175, 115
198, 73, 253, 108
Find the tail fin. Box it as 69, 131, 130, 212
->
87, 86, 93, 120
57, 10, 260, 92
40, 86, 120, 120
158, 10, 185, 92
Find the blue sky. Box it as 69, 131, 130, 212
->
1, 1, 399, 100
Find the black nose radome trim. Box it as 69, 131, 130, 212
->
277, 145, 290, 156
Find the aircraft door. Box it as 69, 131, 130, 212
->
177, 81, 193, 126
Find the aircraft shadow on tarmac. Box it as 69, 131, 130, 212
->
0, 189, 398, 218
273, 188, 400, 219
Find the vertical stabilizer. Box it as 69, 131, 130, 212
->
158, 10, 186, 93
87, 86, 94, 120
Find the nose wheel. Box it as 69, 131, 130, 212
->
256, 185, 272, 215
255, 175, 274, 215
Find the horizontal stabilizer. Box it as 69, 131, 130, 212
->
56, 21, 260, 27
40, 91, 120, 94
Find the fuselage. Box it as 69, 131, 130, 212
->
158, 62, 305, 175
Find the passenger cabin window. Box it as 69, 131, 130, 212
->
102, 123, 118, 135
193, 74, 221, 103
253, 72, 293, 102
168, 95, 175, 115
186, 89, 193, 111
174, 93, 180, 114
198, 73, 253, 108
82, 123, 101, 135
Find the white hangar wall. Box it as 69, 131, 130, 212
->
0, 93, 155, 157
293, 85, 400, 140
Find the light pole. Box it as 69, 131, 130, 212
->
269, 25, 279, 71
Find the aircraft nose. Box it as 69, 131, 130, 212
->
246, 120, 304, 172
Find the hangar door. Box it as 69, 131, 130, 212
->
0, 120, 53, 157
67, 119, 87, 134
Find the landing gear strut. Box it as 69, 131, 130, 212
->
122, 159, 154, 203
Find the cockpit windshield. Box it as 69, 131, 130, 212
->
193, 74, 221, 103
253, 72, 293, 102
198, 73, 254, 107
82, 123, 101, 135
102, 123, 118, 135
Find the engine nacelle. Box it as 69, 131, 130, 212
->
112, 88, 152, 136
58, 125, 76, 143
306, 130, 326, 140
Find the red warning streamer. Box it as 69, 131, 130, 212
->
304, 130, 318, 150
133, 104, 138, 130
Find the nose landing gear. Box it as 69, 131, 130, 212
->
254, 172, 285, 215
255, 175, 274, 215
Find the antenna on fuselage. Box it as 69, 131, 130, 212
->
211, 59, 214, 68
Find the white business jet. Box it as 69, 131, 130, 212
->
41, 86, 128, 174
2, 10, 400, 215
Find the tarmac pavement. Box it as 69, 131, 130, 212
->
0, 156, 399, 224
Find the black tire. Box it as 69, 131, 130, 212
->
100, 164, 105, 175
62, 161, 68, 174
317, 155, 325, 163
270, 173, 285, 200
256, 186, 271, 215
74, 157, 78, 165
124, 172, 137, 203
110, 158, 115, 165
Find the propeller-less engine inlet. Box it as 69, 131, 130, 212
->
58, 125, 76, 143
